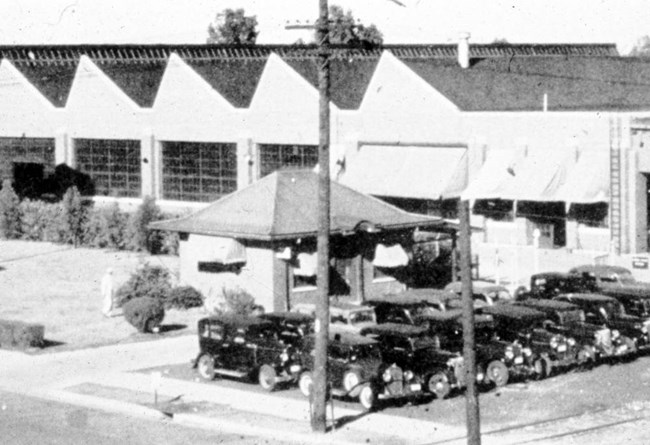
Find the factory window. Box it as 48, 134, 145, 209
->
75, 138, 141, 198
259, 144, 318, 178
162, 142, 237, 202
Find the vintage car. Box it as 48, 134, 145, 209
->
553, 293, 650, 350
524, 272, 597, 300
568, 265, 650, 291
427, 313, 536, 387
360, 323, 471, 399
598, 287, 650, 320
516, 298, 635, 362
194, 315, 302, 391
481, 304, 580, 378
292, 302, 377, 334
259, 311, 314, 347
444, 280, 513, 306
297, 332, 422, 410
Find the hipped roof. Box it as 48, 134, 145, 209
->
150, 170, 450, 241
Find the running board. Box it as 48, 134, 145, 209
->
214, 369, 248, 378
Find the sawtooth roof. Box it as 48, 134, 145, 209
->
1, 43, 643, 111
150, 169, 447, 241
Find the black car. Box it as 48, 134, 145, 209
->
360, 323, 469, 399
598, 287, 650, 321
481, 304, 580, 378
524, 272, 597, 300
553, 293, 650, 350
425, 312, 535, 387
259, 311, 314, 347
194, 315, 302, 391
297, 332, 422, 410
516, 298, 635, 361
568, 265, 647, 291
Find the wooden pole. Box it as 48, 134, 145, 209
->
458, 200, 481, 445
311, 0, 330, 433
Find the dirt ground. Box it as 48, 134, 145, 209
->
0, 240, 202, 351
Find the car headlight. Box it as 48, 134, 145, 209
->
383, 368, 393, 383
404, 370, 414, 381
612, 329, 620, 340
280, 351, 289, 362
567, 338, 576, 346
522, 347, 532, 356
505, 347, 514, 359
550, 336, 560, 349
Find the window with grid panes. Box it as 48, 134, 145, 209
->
259, 144, 318, 178
0, 137, 55, 180
162, 142, 237, 202
74, 138, 141, 198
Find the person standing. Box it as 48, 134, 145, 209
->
101, 268, 115, 317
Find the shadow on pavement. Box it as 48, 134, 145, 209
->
158, 324, 187, 334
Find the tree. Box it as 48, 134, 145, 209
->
0, 180, 21, 239
207, 8, 258, 44
324, 5, 383, 48
60, 186, 87, 248
629, 35, 650, 57
126, 196, 163, 252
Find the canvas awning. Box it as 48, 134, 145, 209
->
340, 145, 468, 200
189, 235, 247, 264
373, 243, 409, 268
553, 151, 609, 203
461, 149, 518, 200
500, 149, 572, 201
294, 252, 317, 276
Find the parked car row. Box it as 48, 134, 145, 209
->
192, 265, 650, 411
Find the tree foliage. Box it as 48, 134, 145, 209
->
325, 5, 383, 48
0, 180, 22, 239
207, 8, 258, 44
126, 196, 163, 252
629, 35, 650, 57
60, 186, 87, 247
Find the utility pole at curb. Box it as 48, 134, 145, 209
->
459, 200, 481, 445
312, 0, 331, 433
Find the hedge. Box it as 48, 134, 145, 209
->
123, 297, 165, 333
0, 319, 45, 349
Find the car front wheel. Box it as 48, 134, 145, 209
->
197, 354, 216, 381
487, 360, 509, 387
358, 385, 376, 411
258, 365, 277, 391
298, 372, 313, 398
343, 370, 362, 397
427, 372, 451, 399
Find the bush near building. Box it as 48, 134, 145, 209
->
166, 285, 204, 310
0, 180, 22, 239
116, 263, 173, 307
122, 297, 165, 333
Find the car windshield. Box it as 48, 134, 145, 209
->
560, 310, 586, 324
600, 301, 625, 318
412, 305, 438, 317
350, 310, 376, 324
412, 335, 438, 351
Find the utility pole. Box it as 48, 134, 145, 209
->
459, 200, 481, 445
312, 0, 331, 433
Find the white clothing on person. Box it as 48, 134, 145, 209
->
101, 269, 115, 317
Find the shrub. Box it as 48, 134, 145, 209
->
85, 202, 127, 250
126, 196, 163, 252
222, 287, 256, 315
60, 186, 88, 247
0, 319, 45, 349
122, 297, 165, 333
157, 230, 180, 255
0, 180, 22, 239
166, 285, 204, 310
116, 264, 172, 307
